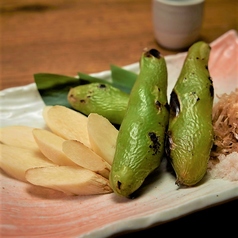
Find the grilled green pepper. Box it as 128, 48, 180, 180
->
109, 49, 169, 197
166, 41, 214, 187
67, 83, 129, 125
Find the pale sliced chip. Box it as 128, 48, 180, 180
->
32, 128, 77, 166
62, 140, 111, 178
0, 144, 54, 182
87, 113, 118, 165
25, 166, 112, 195
0, 125, 38, 150
43, 105, 90, 148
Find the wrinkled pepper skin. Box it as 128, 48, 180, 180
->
67, 83, 129, 125
166, 41, 214, 187
109, 49, 169, 197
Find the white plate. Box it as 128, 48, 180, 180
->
0, 30, 238, 238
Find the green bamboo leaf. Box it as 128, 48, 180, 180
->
110, 64, 137, 93
34, 73, 80, 107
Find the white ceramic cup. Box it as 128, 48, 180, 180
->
152, 0, 204, 50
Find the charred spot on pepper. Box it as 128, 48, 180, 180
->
98, 84, 107, 89
148, 132, 161, 155
117, 181, 122, 190
155, 100, 161, 110
209, 84, 214, 98
88, 90, 94, 94
191, 92, 200, 102
164, 132, 175, 176
165, 102, 170, 112
68, 94, 76, 102
169, 90, 180, 118
208, 76, 213, 83
165, 130, 172, 159
145, 49, 161, 59
155, 100, 169, 112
